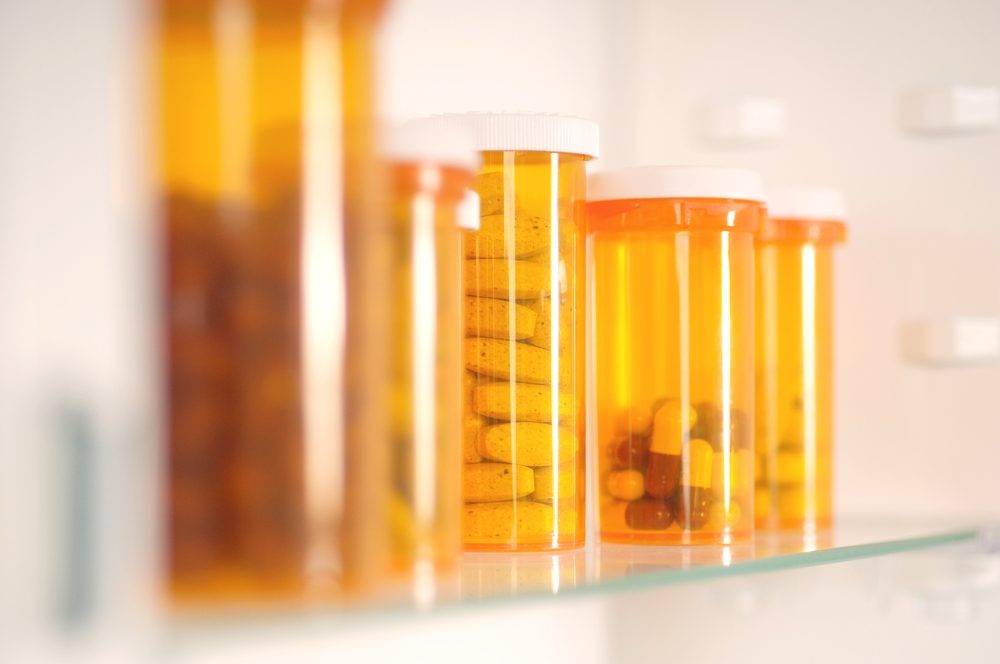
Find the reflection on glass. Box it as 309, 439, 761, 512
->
460, 550, 587, 598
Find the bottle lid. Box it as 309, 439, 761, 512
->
766, 186, 847, 221
588, 166, 765, 202
381, 122, 480, 171
411, 113, 599, 158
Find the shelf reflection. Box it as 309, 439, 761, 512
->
460, 550, 588, 598
597, 542, 756, 580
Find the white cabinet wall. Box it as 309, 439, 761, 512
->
382, 0, 1000, 520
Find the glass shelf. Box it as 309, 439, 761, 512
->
168, 517, 982, 637
457, 517, 980, 603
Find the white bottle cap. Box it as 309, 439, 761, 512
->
410, 113, 600, 158
767, 186, 847, 221
381, 122, 480, 171
588, 166, 765, 202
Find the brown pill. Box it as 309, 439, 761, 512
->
644, 451, 680, 499
625, 499, 675, 530
674, 486, 713, 530
691, 402, 751, 451
731, 409, 751, 450
613, 435, 650, 469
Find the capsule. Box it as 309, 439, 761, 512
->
644, 452, 680, 499
625, 499, 675, 531
675, 487, 713, 531
644, 400, 692, 498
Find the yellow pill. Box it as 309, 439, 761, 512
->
464, 259, 550, 300
474, 171, 504, 216
390, 383, 412, 434
524, 296, 570, 350
650, 400, 696, 455
615, 405, 653, 437
654, 399, 698, 428
477, 422, 576, 466
557, 504, 578, 537
465, 338, 555, 386
473, 382, 574, 424
777, 451, 805, 485
466, 213, 549, 259
606, 469, 645, 501
532, 464, 576, 501
712, 449, 751, 494
777, 486, 806, 520
463, 463, 535, 503
464, 296, 538, 340
684, 438, 714, 489
706, 501, 743, 531
388, 492, 416, 557
463, 501, 554, 542
777, 484, 830, 522
463, 414, 484, 463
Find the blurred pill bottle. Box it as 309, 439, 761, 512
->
155, 0, 388, 604
381, 122, 479, 595
755, 187, 847, 533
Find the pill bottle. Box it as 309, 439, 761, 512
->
411, 113, 599, 551
381, 123, 479, 586
588, 166, 763, 545
754, 187, 846, 532
156, 0, 386, 602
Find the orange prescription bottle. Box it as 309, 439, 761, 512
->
413, 113, 599, 551
588, 167, 764, 545
382, 124, 479, 584
754, 187, 847, 532
156, 0, 386, 602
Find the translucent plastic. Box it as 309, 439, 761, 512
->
462, 152, 587, 551
589, 198, 761, 545
387, 162, 472, 578
157, 0, 385, 601
755, 216, 846, 531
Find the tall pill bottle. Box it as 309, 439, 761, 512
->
415, 113, 599, 551
156, 0, 386, 601
382, 123, 478, 585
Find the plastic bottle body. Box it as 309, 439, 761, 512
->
157, 0, 385, 601
589, 198, 760, 545
754, 217, 845, 531
387, 163, 472, 576
462, 151, 587, 551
